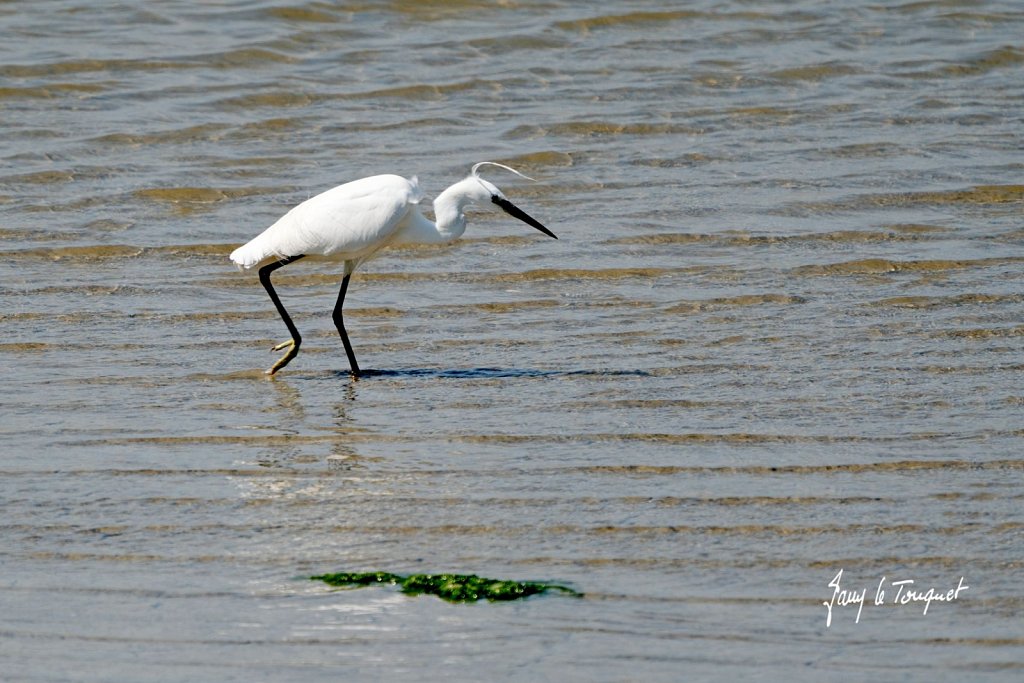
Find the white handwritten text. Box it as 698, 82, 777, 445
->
824, 570, 968, 627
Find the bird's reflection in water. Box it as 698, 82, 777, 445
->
247, 374, 369, 475
327, 385, 375, 472
268, 376, 304, 426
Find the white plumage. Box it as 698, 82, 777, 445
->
230, 174, 425, 271
230, 163, 557, 376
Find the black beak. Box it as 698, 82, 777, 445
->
492, 195, 557, 239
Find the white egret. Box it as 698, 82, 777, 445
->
230, 162, 557, 376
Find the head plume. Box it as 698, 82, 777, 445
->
470, 162, 537, 194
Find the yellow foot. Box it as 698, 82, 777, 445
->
266, 339, 299, 375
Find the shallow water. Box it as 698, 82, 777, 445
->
2, 1, 1023, 680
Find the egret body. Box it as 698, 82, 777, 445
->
230, 163, 556, 376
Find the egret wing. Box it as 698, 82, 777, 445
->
231, 174, 420, 268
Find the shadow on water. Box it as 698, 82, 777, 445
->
332, 367, 652, 380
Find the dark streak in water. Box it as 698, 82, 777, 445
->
350, 367, 652, 380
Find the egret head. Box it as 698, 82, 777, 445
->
469, 162, 558, 239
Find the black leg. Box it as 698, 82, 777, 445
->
258, 254, 305, 375
332, 273, 361, 376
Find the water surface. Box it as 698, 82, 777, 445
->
2, 1, 1023, 681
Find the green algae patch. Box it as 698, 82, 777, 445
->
310, 571, 581, 603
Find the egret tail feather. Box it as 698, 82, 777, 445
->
231, 237, 279, 270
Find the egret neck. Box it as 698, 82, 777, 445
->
429, 177, 483, 242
